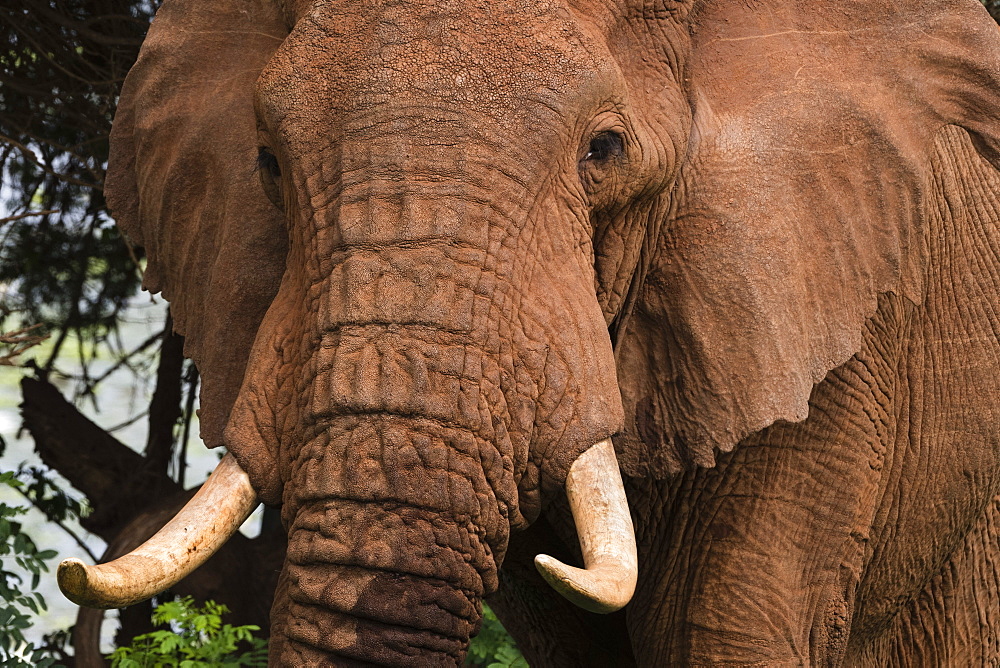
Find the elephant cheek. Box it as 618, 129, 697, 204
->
223, 294, 299, 507
224, 407, 283, 506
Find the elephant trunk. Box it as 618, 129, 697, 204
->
267, 301, 512, 661
224, 233, 526, 662
270, 413, 501, 665
272, 497, 487, 664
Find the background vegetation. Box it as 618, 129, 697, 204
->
3, 0, 999, 664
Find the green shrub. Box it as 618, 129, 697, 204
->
111, 597, 525, 668
0, 470, 60, 667
466, 604, 527, 668
107, 597, 267, 668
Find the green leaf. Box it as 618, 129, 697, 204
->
466, 604, 525, 667
110, 597, 268, 667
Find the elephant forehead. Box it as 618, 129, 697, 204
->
256, 0, 608, 128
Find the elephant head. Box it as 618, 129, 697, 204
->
58, 0, 1000, 664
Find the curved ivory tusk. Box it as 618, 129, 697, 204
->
534, 438, 637, 614
58, 453, 259, 609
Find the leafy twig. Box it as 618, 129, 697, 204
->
0, 324, 49, 366
8, 484, 98, 563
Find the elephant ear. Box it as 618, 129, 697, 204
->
106, 0, 289, 448
615, 0, 1000, 476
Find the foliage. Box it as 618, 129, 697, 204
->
1, 1, 154, 375
984, 0, 1000, 21
16, 464, 91, 524
466, 605, 528, 668
0, 470, 60, 667
107, 597, 268, 668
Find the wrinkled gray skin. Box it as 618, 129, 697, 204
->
105, 0, 1000, 663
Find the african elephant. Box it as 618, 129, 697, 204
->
56, 0, 1000, 663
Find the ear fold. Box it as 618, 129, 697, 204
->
106, 0, 289, 448
614, 0, 1000, 476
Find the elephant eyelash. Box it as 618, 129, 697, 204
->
256, 146, 281, 177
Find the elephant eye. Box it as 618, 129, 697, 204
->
256, 146, 284, 210
584, 131, 625, 162
256, 146, 281, 177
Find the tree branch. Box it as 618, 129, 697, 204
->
0, 133, 102, 191
144, 312, 185, 475
0, 324, 49, 365
78, 327, 165, 396
0, 209, 59, 225
30, 5, 146, 47
20, 376, 181, 540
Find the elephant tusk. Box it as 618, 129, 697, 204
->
534, 438, 637, 614
57, 453, 259, 609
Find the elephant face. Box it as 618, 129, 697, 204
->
77, 0, 1000, 663
231, 0, 663, 516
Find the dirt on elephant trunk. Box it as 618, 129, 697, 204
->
270, 496, 490, 664
264, 414, 506, 664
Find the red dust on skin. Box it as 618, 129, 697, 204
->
102, 0, 1000, 664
